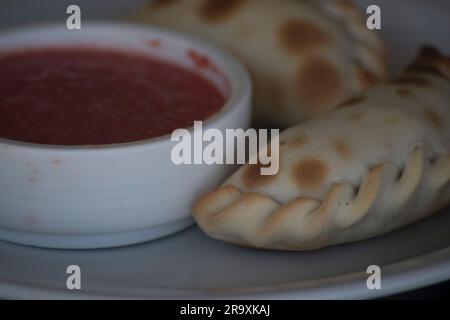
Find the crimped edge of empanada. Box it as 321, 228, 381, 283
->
193, 146, 450, 250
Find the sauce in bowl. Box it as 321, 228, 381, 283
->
0, 47, 226, 145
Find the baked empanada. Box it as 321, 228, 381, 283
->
193, 48, 450, 251
131, 0, 387, 127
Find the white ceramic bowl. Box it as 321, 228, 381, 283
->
0, 23, 251, 249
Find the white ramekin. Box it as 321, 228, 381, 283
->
0, 23, 251, 249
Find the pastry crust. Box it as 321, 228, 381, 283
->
130, 0, 387, 127
193, 49, 450, 250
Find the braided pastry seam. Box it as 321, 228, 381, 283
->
193, 146, 450, 248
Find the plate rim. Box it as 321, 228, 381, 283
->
1, 245, 449, 299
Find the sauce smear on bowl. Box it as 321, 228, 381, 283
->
0, 47, 225, 145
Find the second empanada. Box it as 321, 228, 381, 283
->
131, 0, 387, 127
193, 48, 450, 251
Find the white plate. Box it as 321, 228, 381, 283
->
1, 0, 450, 299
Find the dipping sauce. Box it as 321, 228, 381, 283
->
0, 47, 226, 145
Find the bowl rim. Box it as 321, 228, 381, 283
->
0, 22, 252, 153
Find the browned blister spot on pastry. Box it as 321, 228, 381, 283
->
333, 138, 352, 160
294, 158, 329, 190
394, 75, 432, 88
338, 96, 365, 109
396, 88, 412, 97
199, 0, 245, 23
150, 0, 178, 9
297, 58, 342, 108
423, 108, 444, 130
242, 162, 277, 189
279, 20, 331, 53
357, 67, 378, 89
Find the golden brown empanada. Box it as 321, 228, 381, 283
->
193, 48, 450, 251
131, 0, 387, 127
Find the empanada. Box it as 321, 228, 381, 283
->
131, 0, 387, 127
193, 48, 450, 251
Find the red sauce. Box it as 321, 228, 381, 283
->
0, 47, 226, 145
